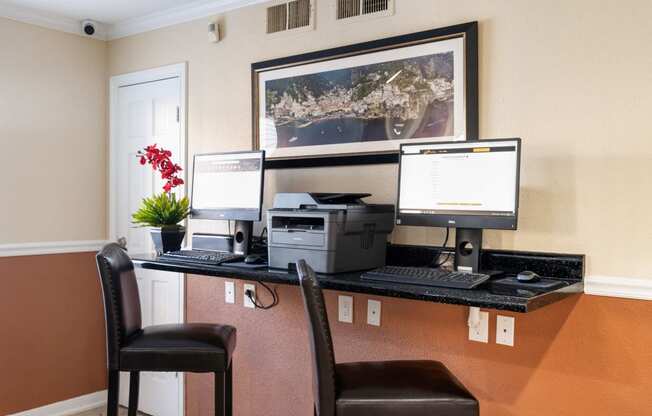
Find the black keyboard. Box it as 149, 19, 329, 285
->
361, 266, 490, 289
158, 250, 244, 265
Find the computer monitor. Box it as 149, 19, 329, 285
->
191, 150, 265, 254
396, 138, 521, 272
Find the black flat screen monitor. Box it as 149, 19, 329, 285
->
396, 138, 521, 230
190, 150, 265, 221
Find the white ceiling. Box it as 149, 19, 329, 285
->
0, 0, 268, 39
2, 0, 221, 24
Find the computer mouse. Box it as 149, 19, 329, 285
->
516, 270, 541, 283
244, 254, 265, 265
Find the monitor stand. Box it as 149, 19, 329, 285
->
454, 228, 483, 273
233, 220, 253, 255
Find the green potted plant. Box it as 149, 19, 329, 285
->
132, 145, 190, 254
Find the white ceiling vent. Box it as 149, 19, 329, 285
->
267, 0, 314, 34
336, 0, 393, 21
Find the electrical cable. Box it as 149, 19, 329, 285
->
245, 282, 277, 309
430, 227, 453, 268
245, 281, 278, 310
434, 251, 453, 269
249, 227, 268, 253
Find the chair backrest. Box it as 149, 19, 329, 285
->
296, 260, 336, 416
95, 243, 142, 370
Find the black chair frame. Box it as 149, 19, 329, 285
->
96, 243, 234, 416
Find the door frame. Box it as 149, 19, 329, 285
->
108, 62, 188, 416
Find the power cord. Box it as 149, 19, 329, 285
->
250, 227, 269, 253
430, 227, 453, 268
245, 281, 278, 310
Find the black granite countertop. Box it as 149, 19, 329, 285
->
131, 245, 584, 313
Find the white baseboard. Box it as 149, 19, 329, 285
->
8, 390, 107, 416
585, 275, 652, 301
0, 240, 108, 257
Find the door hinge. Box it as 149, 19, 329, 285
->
176, 106, 180, 123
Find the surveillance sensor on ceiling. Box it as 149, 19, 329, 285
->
82, 20, 97, 36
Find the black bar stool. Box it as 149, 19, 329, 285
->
96, 243, 236, 416
296, 259, 479, 416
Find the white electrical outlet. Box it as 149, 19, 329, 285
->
496, 315, 515, 346
243, 283, 256, 309
367, 299, 381, 326
468, 311, 489, 343
225, 281, 235, 304
338, 295, 353, 323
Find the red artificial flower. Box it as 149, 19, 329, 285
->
137, 144, 184, 194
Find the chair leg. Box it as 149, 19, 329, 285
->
214, 371, 225, 416
107, 370, 120, 416
225, 364, 233, 416
128, 371, 140, 416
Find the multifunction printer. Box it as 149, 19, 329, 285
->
267, 193, 395, 273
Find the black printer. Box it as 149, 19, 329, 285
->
267, 193, 395, 273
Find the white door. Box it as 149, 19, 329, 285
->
112, 74, 185, 416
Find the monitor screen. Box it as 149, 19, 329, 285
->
397, 139, 520, 230
191, 151, 265, 221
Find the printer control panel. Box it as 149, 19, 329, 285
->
271, 216, 324, 231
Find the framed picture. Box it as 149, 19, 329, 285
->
252, 21, 478, 169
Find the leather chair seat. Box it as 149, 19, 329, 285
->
120, 323, 236, 373
335, 360, 478, 416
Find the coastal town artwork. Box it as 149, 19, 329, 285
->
264, 51, 454, 149
253, 25, 476, 166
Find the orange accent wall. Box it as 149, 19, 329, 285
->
0, 253, 107, 415
186, 275, 652, 416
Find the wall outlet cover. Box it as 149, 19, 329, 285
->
367, 299, 381, 326
496, 315, 515, 346
225, 281, 235, 304
468, 311, 489, 343
338, 295, 353, 323
243, 283, 256, 309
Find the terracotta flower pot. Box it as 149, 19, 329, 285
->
150, 225, 186, 254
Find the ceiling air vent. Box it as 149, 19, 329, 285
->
337, 0, 393, 20
267, 0, 314, 34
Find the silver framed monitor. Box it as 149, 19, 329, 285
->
190, 150, 265, 221
396, 138, 521, 230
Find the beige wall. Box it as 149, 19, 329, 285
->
108, 0, 652, 278
0, 17, 107, 244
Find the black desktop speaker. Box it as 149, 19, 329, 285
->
233, 220, 253, 255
